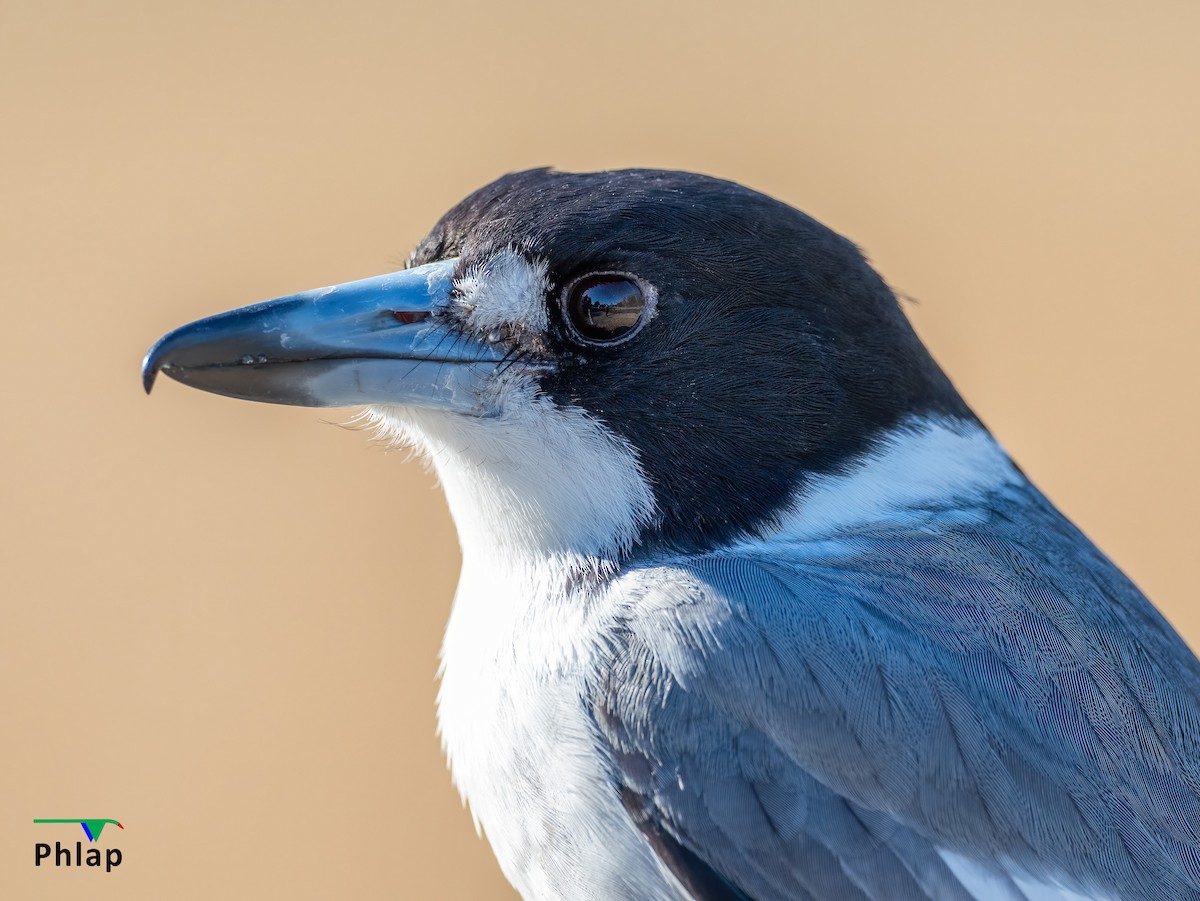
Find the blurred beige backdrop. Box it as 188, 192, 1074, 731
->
1, 1, 1197, 898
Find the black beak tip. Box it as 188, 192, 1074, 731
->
142, 338, 168, 395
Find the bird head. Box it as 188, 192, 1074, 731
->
144, 169, 970, 565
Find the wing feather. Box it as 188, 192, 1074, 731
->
592, 484, 1200, 899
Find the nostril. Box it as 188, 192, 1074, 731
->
392, 310, 431, 325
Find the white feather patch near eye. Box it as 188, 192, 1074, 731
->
454, 248, 550, 333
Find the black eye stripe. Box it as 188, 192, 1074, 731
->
561, 272, 653, 347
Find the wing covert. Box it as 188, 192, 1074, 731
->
592, 485, 1200, 900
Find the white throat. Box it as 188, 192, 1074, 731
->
363, 382, 657, 569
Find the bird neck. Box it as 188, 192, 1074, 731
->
759, 415, 1024, 543
364, 398, 658, 568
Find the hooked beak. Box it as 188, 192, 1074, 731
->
142, 258, 515, 413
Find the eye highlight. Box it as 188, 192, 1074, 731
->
561, 273, 654, 346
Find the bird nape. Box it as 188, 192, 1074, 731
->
144, 168, 1200, 901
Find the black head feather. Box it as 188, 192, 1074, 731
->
412, 168, 973, 556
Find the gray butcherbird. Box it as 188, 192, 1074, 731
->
144, 169, 1200, 900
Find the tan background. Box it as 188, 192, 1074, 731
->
1, 1, 1197, 898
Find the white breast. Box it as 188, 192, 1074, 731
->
362, 385, 677, 898
437, 555, 679, 900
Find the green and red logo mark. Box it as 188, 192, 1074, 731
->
34, 819, 123, 842
34, 819, 125, 873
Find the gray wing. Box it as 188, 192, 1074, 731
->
592, 484, 1200, 900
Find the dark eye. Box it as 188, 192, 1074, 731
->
562, 273, 652, 346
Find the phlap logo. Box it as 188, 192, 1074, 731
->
34, 819, 124, 873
